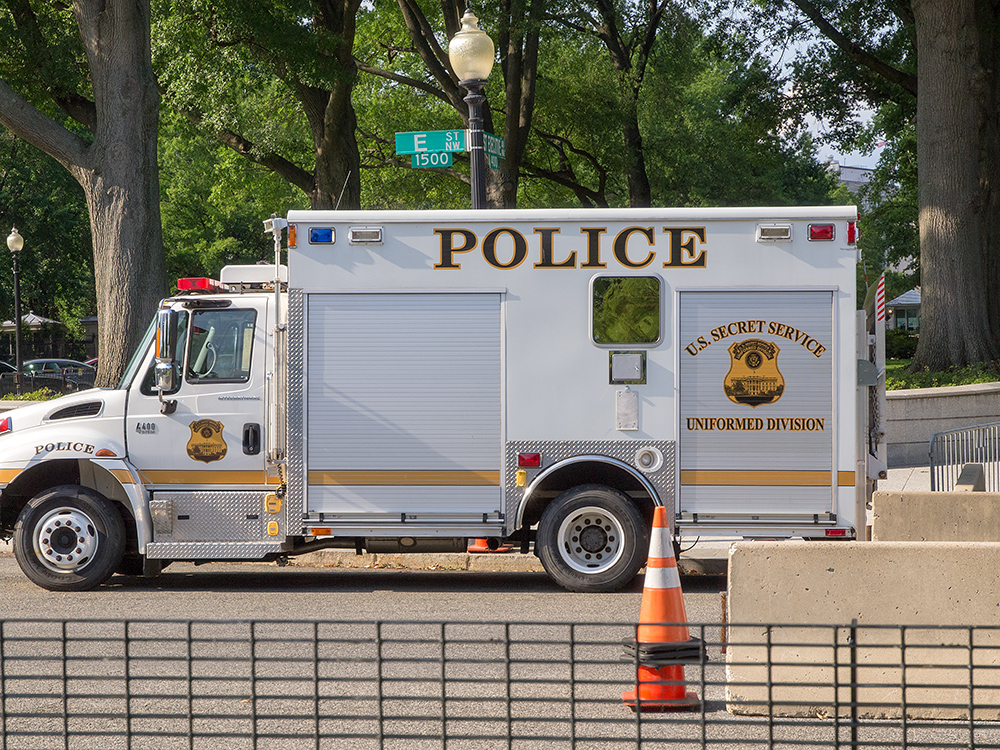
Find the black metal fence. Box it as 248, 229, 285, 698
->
2, 619, 1000, 749
0, 371, 95, 398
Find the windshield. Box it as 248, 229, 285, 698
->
116, 316, 157, 390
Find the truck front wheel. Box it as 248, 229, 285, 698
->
13, 486, 125, 591
536, 485, 650, 593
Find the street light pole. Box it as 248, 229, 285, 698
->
6, 226, 23, 394
447, 5, 495, 210
464, 82, 488, 210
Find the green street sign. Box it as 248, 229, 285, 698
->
487, 154, 500, 169
411, 151, 453, 169
395, 130, 466, 155
484, 132, 505, 158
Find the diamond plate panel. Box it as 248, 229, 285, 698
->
152, 492, 271, 542
145, 541, 282, 559
504, 440, 675, 529
286, 288, 305, 522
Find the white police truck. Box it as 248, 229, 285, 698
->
0, 207, 885, 591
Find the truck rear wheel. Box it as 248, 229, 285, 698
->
13, 485, 125, 591
536, 485, 650, 593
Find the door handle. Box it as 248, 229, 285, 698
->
243, 423, 261, 455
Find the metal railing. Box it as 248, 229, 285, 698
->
3, 618, 1000, 749
930, 421, 1000, 491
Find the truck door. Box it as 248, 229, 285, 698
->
299, 292, 503, 530
677, 290, 838, 528
125, 298, 277, 551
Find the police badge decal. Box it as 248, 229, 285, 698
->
723, 338, 784, 408
186, 419, 228, 463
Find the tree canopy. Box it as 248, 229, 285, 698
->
0, 0, 853, 377
726, 0, 1000, 371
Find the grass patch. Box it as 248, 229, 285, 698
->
886, 359, 1000, 390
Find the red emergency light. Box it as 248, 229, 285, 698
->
177, 277, 225, 293
517, 453, 541, 468
0, 416, 11, 434
847, 221, 858, 244
808, 224, 835, 241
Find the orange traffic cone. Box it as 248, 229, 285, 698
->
622, 506, 702, 712
467, 538, 512, 553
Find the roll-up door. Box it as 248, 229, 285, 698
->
304, 293, 502, 523
678, 290, 836, 520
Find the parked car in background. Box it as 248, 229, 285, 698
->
20, 358, 96, 392
23, 358, 94, 374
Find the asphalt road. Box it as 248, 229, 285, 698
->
0, 553, 739, 750
0, 552, 728, 624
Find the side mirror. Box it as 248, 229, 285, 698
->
155, 360, 178, 392
156, 309, 179, 361
155, 309, 180, 415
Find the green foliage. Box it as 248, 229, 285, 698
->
1, 387, 60, 401
0, 132, 95, 353
642, 35, 840, 207
885, 328, 918, 359
722, 0, 920, 298
519, 10, 841, 208
885, 360, 999, 391
0, 2, 92, 123
158, 110, 307, 282
855, 118, 919, 299
152, 0, 329, 204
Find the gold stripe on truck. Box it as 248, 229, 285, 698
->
308, 470, 501, 486
681, 470, 856, 487
140, 470, 278, 485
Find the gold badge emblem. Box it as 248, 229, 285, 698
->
724, 339, 784, 408
186, 419, 228, 463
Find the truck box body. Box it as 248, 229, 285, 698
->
286, 208, 861, 540
0, 207, 883, 592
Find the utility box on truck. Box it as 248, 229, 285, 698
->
0, 207, 884, 592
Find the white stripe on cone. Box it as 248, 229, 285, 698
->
642, 565, 681, 590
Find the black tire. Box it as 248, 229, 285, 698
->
13, 485, 125, 591
116, 553, 144, 576
536, 484, 650, 593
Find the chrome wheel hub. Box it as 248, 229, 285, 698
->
557, 505, 626, 573
33, 507, 98, 573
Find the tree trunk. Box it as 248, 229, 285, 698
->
490, 0, 542, 209
74, 0, 166, 386
909, 0, 1000, 370
302, 85, 362, 210
0, 1, 167, 386
303, 0, 362, 210
620, 92, 652, 207
572, 0, 663, 209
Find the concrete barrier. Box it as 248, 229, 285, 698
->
726, 541, 1000, 719
888, 381, 1000, 467
955, 463, 986, 491
871, 487, 1000, 541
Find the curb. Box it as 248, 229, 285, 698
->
292, 549, 546, 572
288, 548, 726, 575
